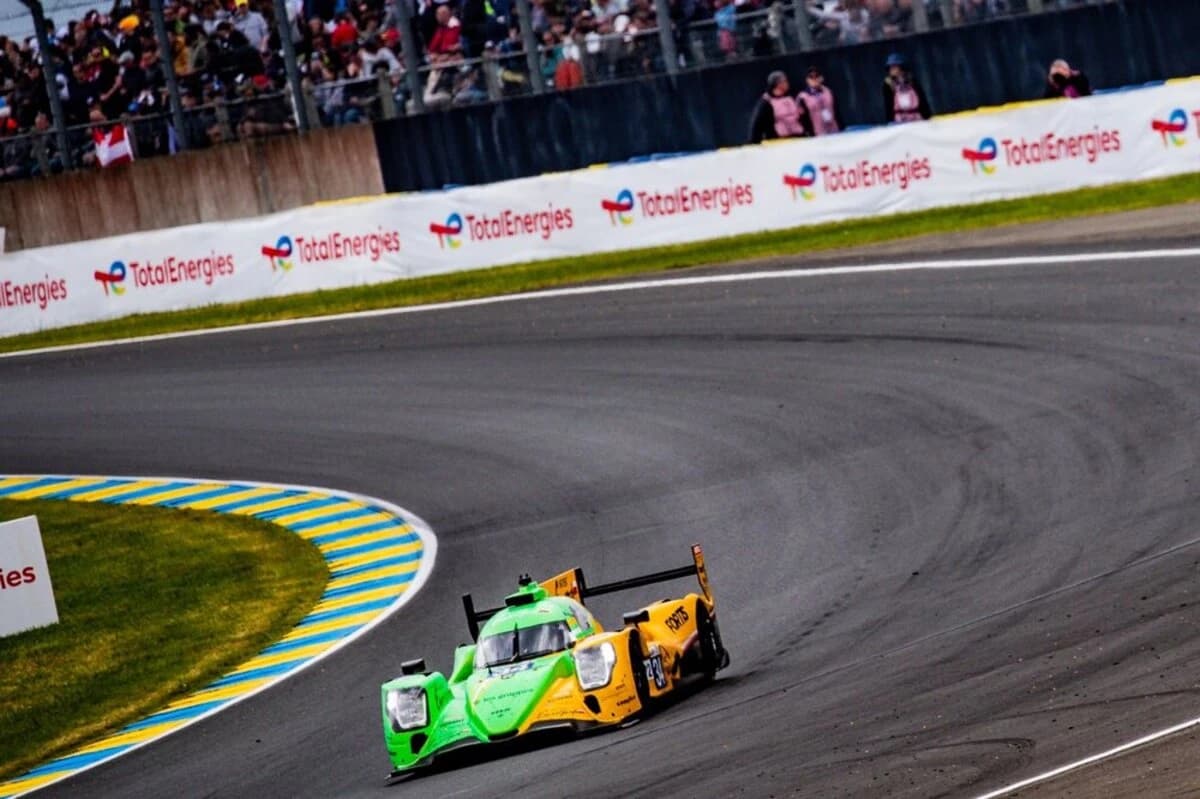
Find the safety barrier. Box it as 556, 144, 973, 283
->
0, 77, 1197, 339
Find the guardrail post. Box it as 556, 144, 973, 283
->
938, 0, 955, 27
377, 70, 398, 119
390, 0, 427, 112
19, 0, 72, 170
514, 0, 547, 93
791, 0, 813, 51
149, 0, 188, 150
214, 99, 234, 141
122, 115, 139, 156
31, 134, 50, 176
272, 0, 310, 131
651, 0, 680, 74
907, 0, 928, 31
768, 2, 786, 54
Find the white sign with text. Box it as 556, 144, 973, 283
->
0, 78, 1198, 338
0, 515, 58, 637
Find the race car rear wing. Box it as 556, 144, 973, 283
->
462, 544, 711, 640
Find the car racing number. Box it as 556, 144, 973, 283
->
645, 653, 667, 689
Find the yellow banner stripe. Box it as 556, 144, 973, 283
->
226, 641, 336, 675
4, 477, 105, 499
125, 483, 228, 507
0, 769, 75, 795
227, 492, 327, 517
324, 561, 419, 593
182, 485, 278, 510
296, 512, 396, 539
278, 613, 371, 642
75, 719, 184, 755
0, 475, 46, 491
308, 585, 402, 615
327, 541, 423, 573
161, 676, 276, 711
272, 501, 367, 526
68, 479, 164, 502
316, 528, 410, 557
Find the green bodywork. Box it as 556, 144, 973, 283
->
381, 581, 600, 772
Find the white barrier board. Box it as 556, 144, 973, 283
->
1, 80, 1198, 338
0, 516, 58, 637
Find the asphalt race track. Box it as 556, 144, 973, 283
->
4, 239, 1200, 798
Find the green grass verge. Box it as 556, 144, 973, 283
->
3, 171, 1198, 355
0, 498, 328, 781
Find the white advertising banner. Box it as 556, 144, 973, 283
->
1, 79, 1198, 338
0, 516, 58, 637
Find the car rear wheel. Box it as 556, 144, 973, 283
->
695, 603, 727, 680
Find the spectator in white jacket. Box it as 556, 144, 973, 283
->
232, 0, 270, 52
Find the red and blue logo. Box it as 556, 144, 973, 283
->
93, 260, 127, 296
429, 213, 464, 249
1152, 109, 1189, 147
260, 235, 294, 271
961, 137, 998, 175
783, 164, 818, 200
601, 189, 635, 226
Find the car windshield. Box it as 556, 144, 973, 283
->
476, 621, 572, 668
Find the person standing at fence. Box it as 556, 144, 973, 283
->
748, 70, 813, 143
798, 66, 840, 136
232, 0, 270, 53
882, 52, 930, 123
1044, 58, 1091, 99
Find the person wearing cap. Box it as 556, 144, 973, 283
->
798, 65, 840, 136
233, 0, 270, 52
882, 52, 930, 124
747, 70, 813, 144
1044, 58, 1091, 99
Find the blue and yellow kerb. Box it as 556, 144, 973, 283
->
0, 474, 435, 798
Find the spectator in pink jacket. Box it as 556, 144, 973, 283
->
882, 52, 931, 123
797, 66, 841, 135
748, 70, 814, 143
1044, 58, 1091, 99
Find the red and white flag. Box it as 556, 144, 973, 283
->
93, 124, 134, 167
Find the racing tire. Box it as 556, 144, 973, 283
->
695, 603, 728, 680
628, 632, 651, 709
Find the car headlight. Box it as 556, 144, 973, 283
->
575, 641, 617, 690
385, 686, 428, 731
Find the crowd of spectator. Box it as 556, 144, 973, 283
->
0, 0, 1107, 178
748, 49, 1089, 143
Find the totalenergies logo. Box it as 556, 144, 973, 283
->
961, 137, 998, 175
429, 213, 464, 249
1151, 109, 1190, 147
260, 235, 294, 271
93, 261, 127, 296
783, 164, 818, 200
601, 189, 636, 226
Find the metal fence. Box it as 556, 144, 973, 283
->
2, 0, 1121, 178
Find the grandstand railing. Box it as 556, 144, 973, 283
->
0, 0, 1124, 179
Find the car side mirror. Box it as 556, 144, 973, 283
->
623, 609, 650, 626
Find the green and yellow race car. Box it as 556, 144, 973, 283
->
380, 545, 729, 778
